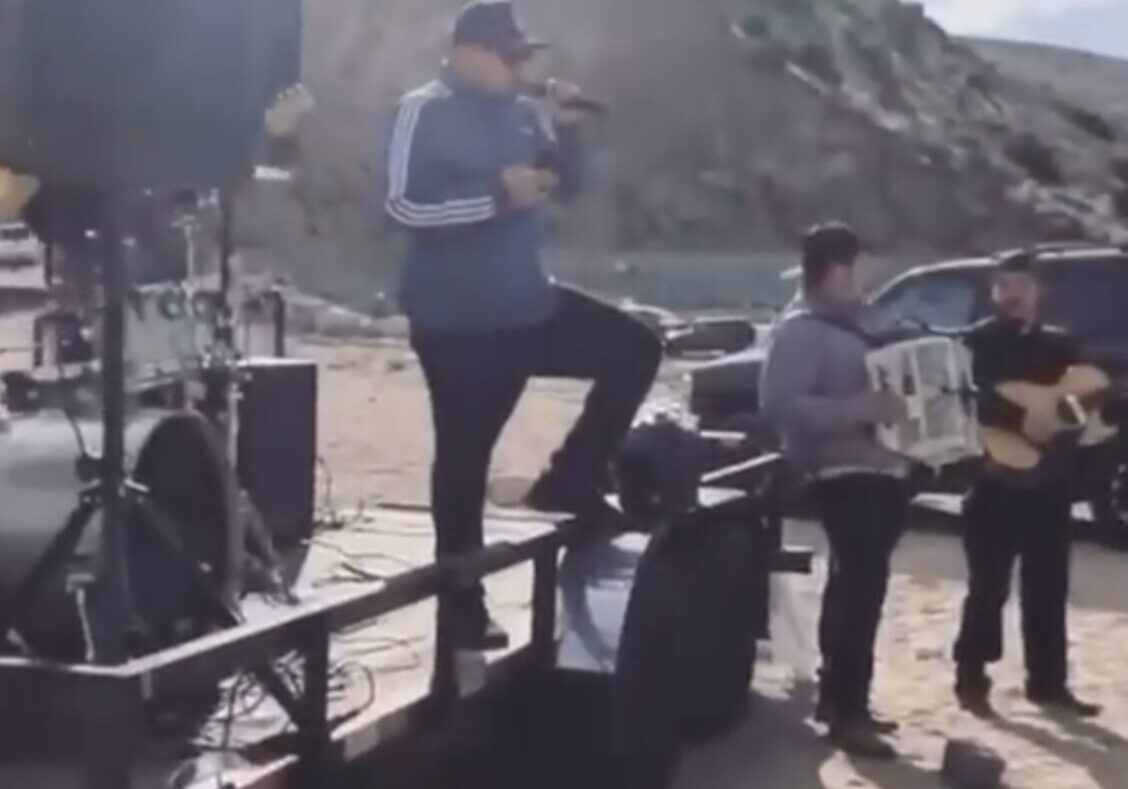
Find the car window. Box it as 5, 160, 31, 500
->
1042, 259, 1128, 346
868, 270, 985, 332
0, 224, 29, 241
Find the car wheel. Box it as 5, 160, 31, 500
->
1093, 458, 1128, 550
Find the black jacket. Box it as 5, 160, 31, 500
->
965, 317, 1080, 432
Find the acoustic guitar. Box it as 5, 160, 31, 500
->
979, 364, 1122, 482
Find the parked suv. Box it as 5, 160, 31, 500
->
0, 221, 43, 269
688, 243, 1128, 544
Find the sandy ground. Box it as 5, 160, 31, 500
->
303, 336, 595, 509
1, 304, 1127, 788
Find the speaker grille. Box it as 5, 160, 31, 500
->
0, 0, 300, 188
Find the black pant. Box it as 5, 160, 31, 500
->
953, 478, 1072, 693
815, 474, 908, 720
412, 285, 661, 618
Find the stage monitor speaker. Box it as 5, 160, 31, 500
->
236, 358, 317, 549
0, 0, 301, 188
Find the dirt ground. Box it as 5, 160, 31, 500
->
310, 337, 1128, 789
1, 308, 1127, 788
302, 336, 593, 509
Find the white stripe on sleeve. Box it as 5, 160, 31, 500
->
385, 91, 497, 227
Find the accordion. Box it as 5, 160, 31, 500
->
865, 336, 980, 468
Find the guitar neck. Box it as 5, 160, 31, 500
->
1077, 386, 1125, 410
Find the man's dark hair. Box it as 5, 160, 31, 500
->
993, 249, 1039, 276
801, 221, 862, 290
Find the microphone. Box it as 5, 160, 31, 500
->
522, 80, 608, 117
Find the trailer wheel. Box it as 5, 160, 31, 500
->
612, 516, 765, 787
678, 520, 761, 743
613, 556, 683, 789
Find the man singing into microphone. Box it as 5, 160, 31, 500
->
385, 0, 661, 650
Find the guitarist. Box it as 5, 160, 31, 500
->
953, 250, 1100, 718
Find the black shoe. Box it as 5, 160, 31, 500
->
828, 718, 897, 760
956, 688, 997, 719
526, 476, 631, 530
815, 700, 899, 735
452, 615, 510, 652
1027, 687, 1102, 718
862, 713, 899, 735
956, 666, 996, 718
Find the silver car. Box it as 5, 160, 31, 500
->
0, 221, 43, 269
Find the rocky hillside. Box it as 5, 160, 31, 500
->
236, 0, 1128, 306
968, 37, 1128, 125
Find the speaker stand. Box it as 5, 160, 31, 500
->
0, 196, 304, 723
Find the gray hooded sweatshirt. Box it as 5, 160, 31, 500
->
759, 297, 907, 480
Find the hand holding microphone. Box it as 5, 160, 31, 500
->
504, 78, 600, 208
543, 78, 586, 123
524, 78, 608, 121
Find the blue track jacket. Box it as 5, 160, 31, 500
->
385, 73, 583, 333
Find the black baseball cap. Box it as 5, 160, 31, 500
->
452, 1, 547, 61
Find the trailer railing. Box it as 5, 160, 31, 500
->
0, 450, 808, 789
0, 518, 580, 789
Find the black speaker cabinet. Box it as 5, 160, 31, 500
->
236, 358, 317, 548
0, 0, 300, 188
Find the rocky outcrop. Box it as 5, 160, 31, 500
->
235, 0, 1128, 307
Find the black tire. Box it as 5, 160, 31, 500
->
677, 520, 762, 743
613, 533, 683, 789
612, 516, 766, 789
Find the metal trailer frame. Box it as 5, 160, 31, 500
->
0, 452, 810, 789
0, 520, 576, 789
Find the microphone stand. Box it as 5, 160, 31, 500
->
96, 198, 133, 660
